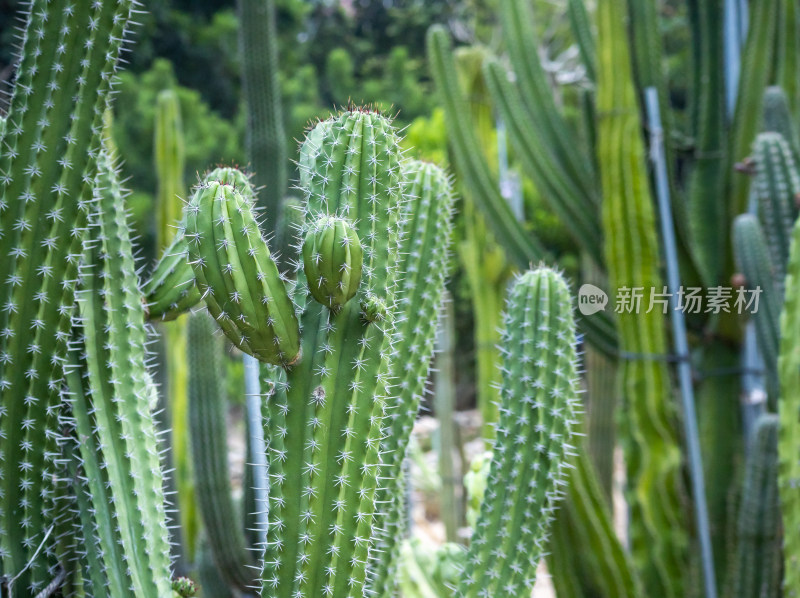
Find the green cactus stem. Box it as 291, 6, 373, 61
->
597, 0, 687, 594
456, 267, 581, 597
302, 216, 363, 311
143, 232, 202, 321
237, 0, 288, 252
188, 311, 255, 590
63, 151, 174, 597
368, 159, 456, 595
779, 203, 800, 596
733, 214, 782, 394
260, 109, 404, 598
0, 0, 136, 590
753, 132, 800, 289
726, 414, 781, 598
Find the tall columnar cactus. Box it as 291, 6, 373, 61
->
734, 214, 783, 394
62, 150, 174, 597
726, 414, 782, 598
255, 109, 404, 598
187, 311, 255, 591
153, 87, 199, 563
0, 0, 135, 592
596, 0, 687, 594
753, 132, 800, 289
368, 160, 456, 594
456, 267, 581, 597
237, 0, 289, 251
779, 200, 800, 596
426, 25, 618, 358
548, 451, 644, 598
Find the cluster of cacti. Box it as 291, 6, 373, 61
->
428, 0, 800, 595
24, 1, 800, 597
0, 0, 143, 593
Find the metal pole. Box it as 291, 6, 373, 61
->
645, 87, 717, 598
244, 353, 269, 548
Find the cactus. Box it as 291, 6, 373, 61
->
63, 150, 174, 596
456, 267, 581, 597
368, 160, 456, 593
426, 25, 619, 358
685, 0, 727, 286
143, 233, 202, 321
753, 132, 800, 289
597, 0, 687, 594
425, 26, 548, 271
779, 199, 800, 596
729, 0, 779, 215
237, 0, 288, 251
253, 109, 405, 597
763, 87, 800, 162
726, 414, 782, 598
0, 0, 136, 591
547, 452, 644, 598
154, 87, 198, 565
302, 216, 363, 311
187, 311, 255, 590
485, 0, 602, 259
185, 179, 301, 366
733, 214, 782, 394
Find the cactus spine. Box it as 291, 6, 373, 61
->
456, 267, 581, 597
0, 0, 136, 591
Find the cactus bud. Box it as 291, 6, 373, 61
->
302, 216, 363, 310
172, 577, 198, 597
360, 293, 388, 323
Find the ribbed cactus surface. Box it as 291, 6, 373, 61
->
259, 109, 405, 598
186, 179, 300, 366
64, 151, 174, 596
734, 214, 782, 393
0, 0, 135, 592
597, 0, 687, 594
727, 414, 781, 598
302, 216, 363, 311
368, 160, 456, 593
188, 311, 255, 590
779, 200, 800, 596
457, 267, 581, 597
